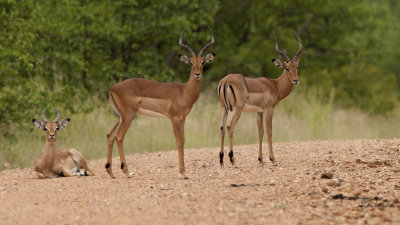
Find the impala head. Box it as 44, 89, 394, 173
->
179, 26, 215, 80
32, 108, 70, 143
272, 33, 303, 85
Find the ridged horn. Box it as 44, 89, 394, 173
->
42, 109, 48, 123
275, 33, 290, 62
198, 25, 215, 56
292, 33, 303, 61
179, 30, 195, 57
54, 108, 60, 123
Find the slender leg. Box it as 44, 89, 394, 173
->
115, 113, 136, 178
219, 107, 228, 168
62, 168, 79, 177
106, 119, 120, 178
256, 112, 264, 166
36, 172, 46, 179
227, 108, 244, 168
265, 109, 277, 166
171, 117, 188, 179
70, 149, 95, 176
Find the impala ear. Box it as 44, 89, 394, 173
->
272, 59, 286, 69
56, 118, 70, 130
204, 53, 215, 63
33, 119, 46, 131
179, 55, 190, 64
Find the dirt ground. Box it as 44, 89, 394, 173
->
0, 138, 399, 225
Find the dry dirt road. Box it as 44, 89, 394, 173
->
1, 138, 399, 225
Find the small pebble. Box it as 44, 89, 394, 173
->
321, 172, 333, 179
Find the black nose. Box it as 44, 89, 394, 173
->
195, 73, 200, 76
293, 80, 299, 84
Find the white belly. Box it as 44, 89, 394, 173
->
138, 108, 168, 118
243, 103, 264, 112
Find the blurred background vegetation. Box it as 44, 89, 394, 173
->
1, 0, 399, 170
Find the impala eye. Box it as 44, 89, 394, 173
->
190, 62, 193, 66
297, 66, 300, 70
285, 68, 290, 71
201, 61, 205, 65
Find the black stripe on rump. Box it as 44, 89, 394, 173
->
223, 80, 228, 110
228, 85, 236, 103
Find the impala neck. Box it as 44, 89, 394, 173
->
275, 70, 294, 101
43, 141, 56, 166
184, 73, 202, 105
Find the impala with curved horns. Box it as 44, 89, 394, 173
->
218, 33, 303, 168
33, 108, 94, 179
106, 27, 215, 179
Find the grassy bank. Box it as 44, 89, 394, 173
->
1, 89, 399, 170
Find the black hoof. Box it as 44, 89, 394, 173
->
229, 150, 234, 163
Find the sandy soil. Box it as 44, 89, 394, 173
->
0, 138, 399, 225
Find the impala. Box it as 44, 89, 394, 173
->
106, 27, 215, 179
33, 109, 94, 179
218, 33, 303, 167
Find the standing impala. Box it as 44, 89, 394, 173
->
33, 109, 94, 179
218, 33, 303, 168
106, 27, 215, 179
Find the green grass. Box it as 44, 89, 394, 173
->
1, 89, 399, 170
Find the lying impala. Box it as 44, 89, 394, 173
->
33, 109, 94, 179
218, 33, 303, 167
106, 27, 215, 179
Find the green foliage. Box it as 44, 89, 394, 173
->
0, 0, 399, 143
331, 59, 398, 114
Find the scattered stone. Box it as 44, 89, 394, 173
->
230, 184, 245, 187
269, 179, 276, 186
321, 172, 333, 179
384, 160, 391, 166
327, 180, 334, 186
332, 194, 345, 199
322, 187, 329, 193
368, 160, 392, 168
355, 159, 362, 164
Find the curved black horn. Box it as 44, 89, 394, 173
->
275, 33, 290, 62
42, 109, 48, 123
292, 33, 303, 61
198, 25, 215, 56
54, 108, 60, 123
179, 30, 195, 57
